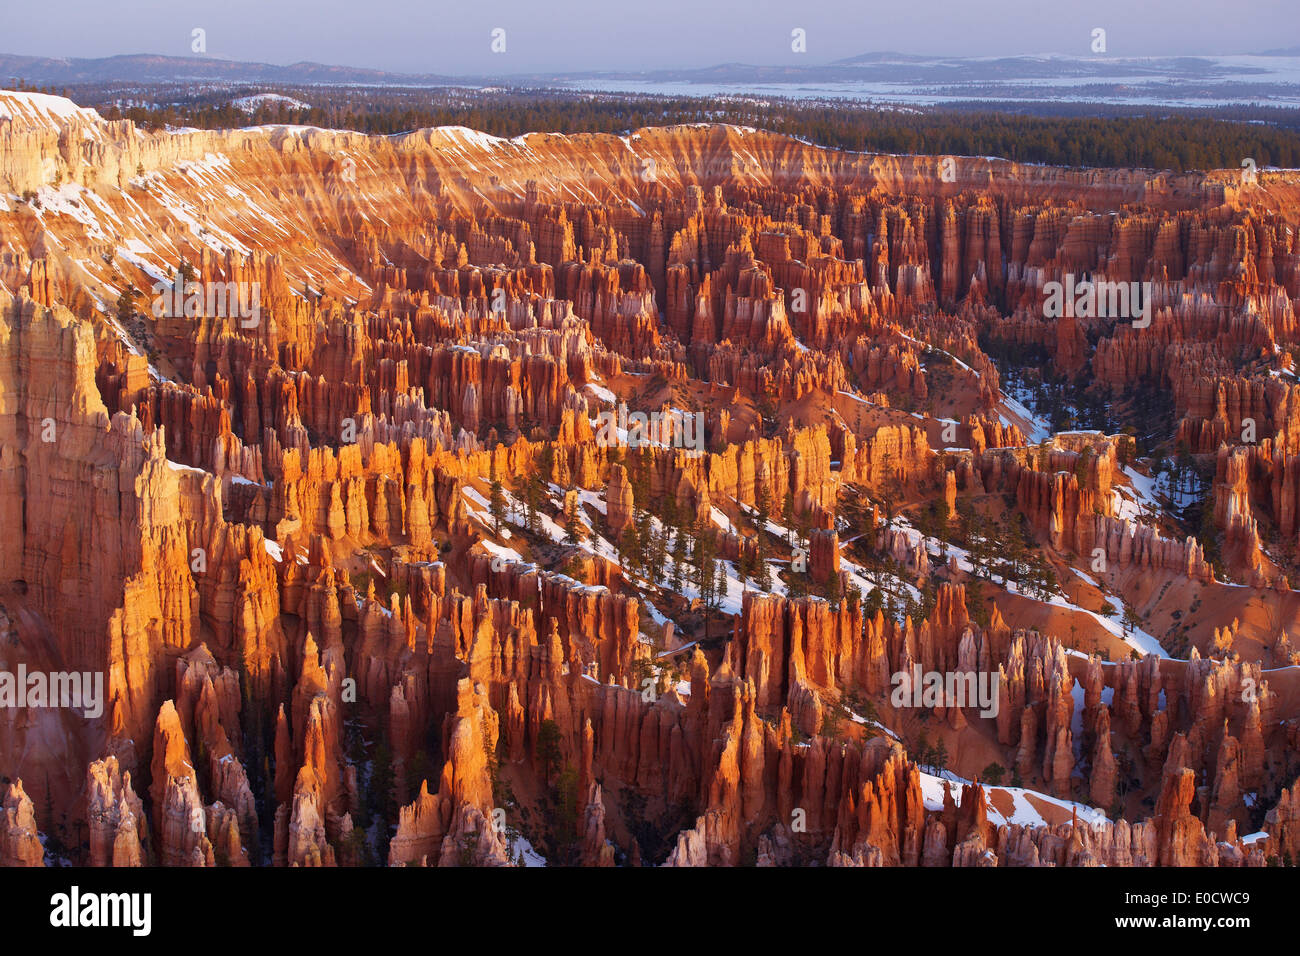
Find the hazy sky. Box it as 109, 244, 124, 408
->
8, 0, 1298, 75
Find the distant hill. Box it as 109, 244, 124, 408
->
0, 52, 462, 87
3, 49, 1299, 110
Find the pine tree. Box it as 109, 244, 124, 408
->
756, 547, 773, 591
711, 558, 728, 616
753, 481, 774, 591
823, 570, 842, 605
524, 470, 543, 533
116, 283, 138, 326
930, 738, 949, 774
795, 506, 811, 554
786, 559, 808, 600
370, 742, 396, 830
619, 524, 641, 578
539, 444, 556, 487
489, 460, 506, 536
782, 487, 796, 546
634, 509, 653, 572
670, 530, 688, 591
648, 522, 668, 585
629, 445, 652, 518
660, 493, 679, 535
755, 478, 772, 535
508, 473, 525, 524
737, 545, 755, 584
536, 720, 563, 787
862, 586, 884, 618
563, 497, 585, 545
981, 762, 1006, 786
694, 529, 726, 642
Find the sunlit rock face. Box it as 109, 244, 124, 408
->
1, 88, 1298, 866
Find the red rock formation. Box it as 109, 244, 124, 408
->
1, 89, 1297, 871
85, 757, 146, 866
0, 781, 45, 866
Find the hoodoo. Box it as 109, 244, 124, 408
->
0, 78, 1298, 877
